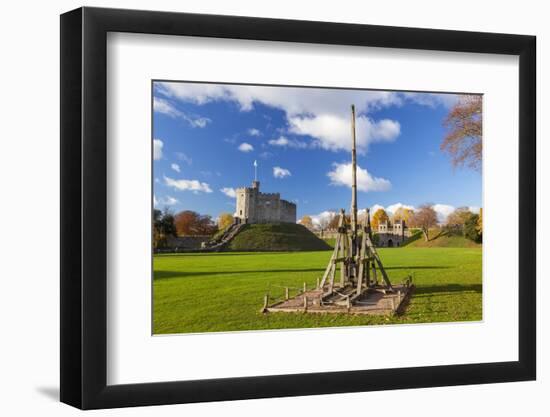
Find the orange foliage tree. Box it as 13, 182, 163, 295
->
371, 208, 389, 230
174, 210, 217, 236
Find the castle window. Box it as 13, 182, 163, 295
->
240, 210, 242, 215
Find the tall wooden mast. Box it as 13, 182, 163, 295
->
319, 104, 393, 301
350, 105, 358, 248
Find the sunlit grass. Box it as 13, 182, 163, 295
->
153, 248, 482, 334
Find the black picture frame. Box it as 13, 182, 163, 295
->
60, 6, 536, 410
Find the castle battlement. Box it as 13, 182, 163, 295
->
234, 181, 296, 224
377, 220, 410, 247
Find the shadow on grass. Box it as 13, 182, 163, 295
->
401, 231, 423, 246
154, 265, 451, 280
415, 283, 482, 295
154, 268, 327, 280
155, 252, 297, 257
384, 266, 451, 270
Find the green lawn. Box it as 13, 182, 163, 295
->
403, 229, 482, 248
153, 247, 482, 334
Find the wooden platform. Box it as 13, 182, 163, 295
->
264, 283, 414, 316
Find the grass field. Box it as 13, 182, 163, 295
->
153, 247, 482, 334
402, 229, 482, 248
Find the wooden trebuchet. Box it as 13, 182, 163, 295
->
264, 104, 409, 315
354, 208, 393, 296
318, 105, 393, 303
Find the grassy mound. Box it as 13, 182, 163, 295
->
403, 229, 481, 248
226, 223, 332, 252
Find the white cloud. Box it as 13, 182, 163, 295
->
175, 152, 192, 165
163, 175, 212, 193
327, 162, 391, 192
248, 128, 261, 137
153, 139, 163, 160
430, 205, 480, 223
369, 204, 385, 214
288, 114, 400, 153
306, 201, 477, 227
386, 203, 415, 215
155, 81, 404, 115
220, 187, 237, 198
153, 96, 211, 128
238, 142, 254, 152
432, 204, 456, 223
156, 83, 467, 153
154, 195, 179, 207
273, 166, 291, 179
268, 136, 307, 149
403, 92, 460, 109
309, 210, 338, 228
164, 196, 178, 205
170, 163, 181, 173
153, 96, 180, 117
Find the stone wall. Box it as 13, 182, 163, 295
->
256, 192, 281, 223
164, 235, 211, 250
280, 199, 297, 223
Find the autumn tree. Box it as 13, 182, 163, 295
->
174, 210, 218, 236
217, 212, 234, 230
371, 208, 389, 230
411, 204, 438, 241
300, 215, 314, 230
446, 207, 472, 228
442, 95, 482, 171
328, 213, 350, 229
477, 208, 483, 235
392, 207, 414, 224
320, 212, 337, 231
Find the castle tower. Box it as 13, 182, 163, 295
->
234, 160, 296, 224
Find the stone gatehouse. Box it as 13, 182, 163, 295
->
377, 220, 410, 247
235, 181, 296, 224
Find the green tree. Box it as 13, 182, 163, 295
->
153, 208, 177, 249
464, 213, 482, 243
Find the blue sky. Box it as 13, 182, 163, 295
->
153, 81, 481, 224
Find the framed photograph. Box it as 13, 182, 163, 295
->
60, 6, 536, 409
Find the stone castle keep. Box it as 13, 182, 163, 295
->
235, 181, 296, 224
